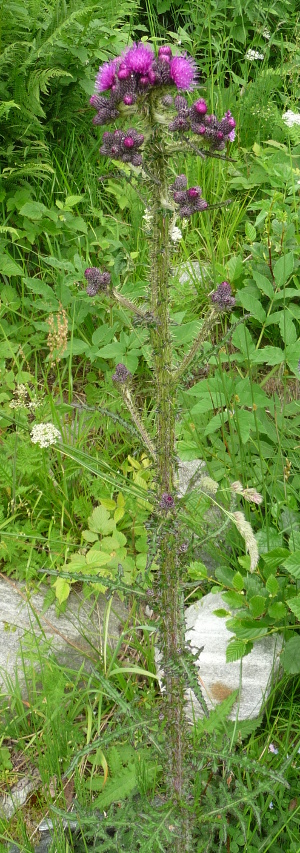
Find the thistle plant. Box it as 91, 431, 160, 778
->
85, 41, 237, 851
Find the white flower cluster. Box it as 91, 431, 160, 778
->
232, 511, 259, 573
262, 28, 271, 40
142, 209, 153, 230
9, 384, 40, 411
282, 110, 300, 128
245, 49, 264, 61
30, 423, 61, 448
169, 222, 183, 243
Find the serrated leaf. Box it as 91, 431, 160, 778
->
188, 560, 208, 579
0, 254, 23, 276
252, 271, 274, 299
273, 252, 294, 288
88, 506, 115, 535
53, 576, 71, 604
238, 291, 266, 323
281, 636, 300, 674
233, 572, 245, 591
286, 594, 300, 620
215, 566, 235, 587
268, 601, 287, 619
278, 313, 297, 345
222, 591, 246, 610
226, 638, 248, 663
266, 574, 279, 596
251, 346, 284, 366
282, 551, 300, 579
245, 222, 256, 242
261, 547, 289, 570
231, 325, 255, 355
249, 595, 266, 617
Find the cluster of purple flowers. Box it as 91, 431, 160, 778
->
100, 128, 144, 166
84, 267, 111, 296
112, 363, 132, 383
210, 281, 236, 310
90, 42, 197, 126
167, 95, 236, 150
170, 175, 208, 218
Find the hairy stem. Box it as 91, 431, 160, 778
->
147, 133, 191, 850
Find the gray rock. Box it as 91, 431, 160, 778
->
156, 592, 282, 722
0, 578, 127, 696
185, 592, 283, 721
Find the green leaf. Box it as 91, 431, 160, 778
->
65, 339, 87, 356
251, 346, 284, 366
231, 325, 255, 356
286, 594, 300, 620
266, 574, 279, 596
261, 547, 289, 570
222, 591, 246, 610
19, 201, 48, 220
268, 601, 287, 620
281, 636, 300, 674
188, 560, 208, 579
273, 252, 294, 288
233, 572, 244, 591
0, 254, 23, 276
53, 576, 71, 604
88, 506, 115, 536
249, 595, 266, 617
238, 292, 266, 323
96, 343, 125, 359
215, 566, 235, 587
286, 341, 300, 377
226, 638, 249, 663
278, 313, 297, 345
227, 255, 244, 281
252, 271, 274, 299
245, 222, 256, 242
282, 551, 300, 579
213, 608, 230, 617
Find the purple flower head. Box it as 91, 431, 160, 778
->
100, 128, 144, 166
171, 174, 187, 191
158, 45, 173, 59
112, 363, 132, 383
159, 493, 175, 511
194, 98, 207, 115
170, 176, 207, 218
123, 135, 135, 148
228, 128, 236, 142
96, 59, 118, 92
187, 187, 200, 198
210, 281, 235, 310
169, 53, 197, 90
123, 42, 154, 75
118, 64, 130, 80
84, 268, 111, 297
123, 94, 135, 105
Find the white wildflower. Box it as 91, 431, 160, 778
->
245, 49, 264, 61
142, 209, 153, 229
30, 423, 61, 448
231, 481, 263, 505
169, 223, 183, 243
282, 110, 300, 128
262, 29, 271, 40
9, 384, 40, 411
232, 511, 259, 572
198, 476, 219, 496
